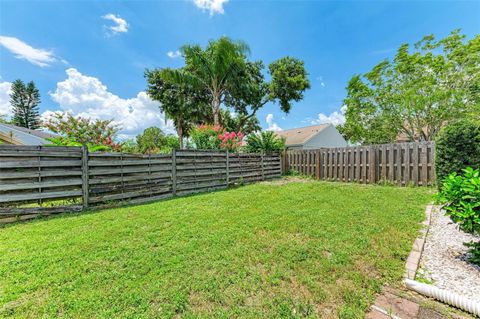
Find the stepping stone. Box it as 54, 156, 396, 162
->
375, 291, 420, 318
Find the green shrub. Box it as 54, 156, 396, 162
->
436, 167, 480, 265
47, 137, 111, 152
245, 131, 285, 153
435, 120, 480, 184
135, 127, 179, 154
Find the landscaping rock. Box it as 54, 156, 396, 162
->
418, 209, 480, 304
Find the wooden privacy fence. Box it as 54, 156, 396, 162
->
0, 146, 281, 223
282, 141, 435, 186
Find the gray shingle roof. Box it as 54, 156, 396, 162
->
276, 124, 330, 146
0, 123, 57, 145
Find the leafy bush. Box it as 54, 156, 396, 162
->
190, 124, 243, 151
190, 124, 224, 150
435, 120, 480, 184
245, 131, 285, 153
43, 112, 121, 151
119, 139, 138, 154
436, 167, 480, 265
135, 127, 179, 154
47, 136, 111, 152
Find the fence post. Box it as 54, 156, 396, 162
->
226, 150, 230, 186
81, 145, 89, 208
171, 149, 177, 196
261, 153, 265, 180
368, 146, 377, 184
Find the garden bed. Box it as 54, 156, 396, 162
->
417, 209, 480, 304
0, 179, 432, 318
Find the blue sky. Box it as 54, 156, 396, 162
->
0, 0, 479, 137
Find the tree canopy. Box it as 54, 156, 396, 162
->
145, 70, 208, 148
219, 109, 260, 136
147, 37, 310, 135
338, 30, 480, 145
10, 79, 41, 129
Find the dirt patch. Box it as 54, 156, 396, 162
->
187, 291, 216, 313
261, 177, 313, 185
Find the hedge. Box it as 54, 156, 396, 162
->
435, 120, 480, 184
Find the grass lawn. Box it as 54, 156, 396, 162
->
0, 179, 432, 318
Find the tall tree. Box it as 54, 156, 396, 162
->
231, 57, 310, 129
157, 37, 310, 127
338, 30, 480, 144
160, 37, 249, 125
219, 109, 260, 135
145, 69, 209, 148
10, 80, 41, 129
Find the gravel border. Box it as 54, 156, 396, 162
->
417, 207, 480, 304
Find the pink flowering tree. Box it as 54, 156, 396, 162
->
190, 124, 244, 151
219, 131, 244, 151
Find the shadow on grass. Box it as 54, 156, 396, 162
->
0, 183, 250, 229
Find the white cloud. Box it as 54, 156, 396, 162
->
47, 68, 174, 138
0, 36, 62, 67
0, 81, 12, 117
265, 113, 282, 131
193, 0, 229, 15
102, 13, 129, 35
316, 76, 325, 87
310, 105, 346, 126
167, 50, 181, 59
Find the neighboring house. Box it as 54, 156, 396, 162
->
0, 123, 57, 145
276, 124, 348, 150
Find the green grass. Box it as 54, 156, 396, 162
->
0, 179, 432, 319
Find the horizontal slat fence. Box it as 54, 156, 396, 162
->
0, 145, 84, 223
0, 146, 281, 224
283, 142, 435, 186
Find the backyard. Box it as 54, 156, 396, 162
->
0, 179, 432, 318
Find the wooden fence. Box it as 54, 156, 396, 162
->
282, 141, 435, 186
0, 146, 281, 224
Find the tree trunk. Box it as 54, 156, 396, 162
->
212, 94, 220, 126
176, 122, 184, 149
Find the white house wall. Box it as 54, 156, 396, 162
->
303, 125, 347, 149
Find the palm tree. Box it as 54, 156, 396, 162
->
159, 37, 250, 126
145, 69, 209, 148
245, 131, 286, 153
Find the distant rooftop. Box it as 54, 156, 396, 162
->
0, 123, 57, 145
276, 124, 330, 146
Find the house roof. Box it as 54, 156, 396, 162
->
0, 123, 57, 145
276, 124, 330, 146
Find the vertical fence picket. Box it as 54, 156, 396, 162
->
386, 144, 392, 182
396, 144, 402, 185
338, 149, 343, 181
369, 146, 376, 184
412, 144, 419, 186
420, 143, 428, 186
429, 142, 435, 185
283, 141, 434, 186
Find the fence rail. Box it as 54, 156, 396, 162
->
0, 146, 281, 223
282, 142, 435, 186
